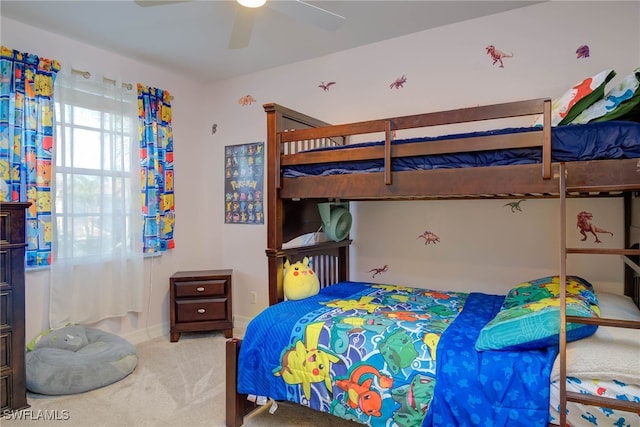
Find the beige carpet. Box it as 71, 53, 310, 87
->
2, 330, 356, 427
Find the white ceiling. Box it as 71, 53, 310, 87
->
1, 1, 543, 84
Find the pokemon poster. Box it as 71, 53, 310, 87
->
224, 142, 264, 224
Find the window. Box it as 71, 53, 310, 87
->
49, 71, 144, 327
53, 80, 140, 259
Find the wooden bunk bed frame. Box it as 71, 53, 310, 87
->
226, 98, 640, 427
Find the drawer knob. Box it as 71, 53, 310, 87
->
197, 308, 206, 314
196, 287, 205, 292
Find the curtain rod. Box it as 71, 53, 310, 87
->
71, 67, 174, 100
71, 67, 133, 91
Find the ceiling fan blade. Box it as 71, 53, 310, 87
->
229, 5, 257, 49
134, 0, 191, 6
268, 0, 345, 32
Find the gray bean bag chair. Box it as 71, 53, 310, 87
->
25, 325, 138, 395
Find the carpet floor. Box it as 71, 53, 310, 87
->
2, 330, 356, 427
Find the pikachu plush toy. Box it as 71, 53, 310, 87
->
283, 256, 320, 300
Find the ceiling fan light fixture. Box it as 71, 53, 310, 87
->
237, 0, 266, 8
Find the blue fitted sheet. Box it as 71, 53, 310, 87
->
283, 121, 640, 177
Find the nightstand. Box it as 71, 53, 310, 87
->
169, 269, 233, 342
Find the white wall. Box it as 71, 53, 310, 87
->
1, 17, 217, 343
3, 1, 639, 342
351, 198, 624, 295
205, 1, 640, 323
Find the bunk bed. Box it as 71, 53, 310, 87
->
225, 98, 640, 427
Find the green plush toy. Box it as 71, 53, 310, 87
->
26, 324, 89, 352
283, 256, 320, 301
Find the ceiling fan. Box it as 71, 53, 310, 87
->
134, 0, 346, 49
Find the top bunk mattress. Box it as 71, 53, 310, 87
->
283, 120, 640, 178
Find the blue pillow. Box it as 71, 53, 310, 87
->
475, 276, 600, 351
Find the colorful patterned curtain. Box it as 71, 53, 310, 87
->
0, 46, 60, 267
137, 84, 175, 253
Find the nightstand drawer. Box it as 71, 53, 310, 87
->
176, 299, 227, 323
175, 279, 227, 298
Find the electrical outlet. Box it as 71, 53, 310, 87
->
250, 291, 257, 304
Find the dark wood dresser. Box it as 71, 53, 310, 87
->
0, 202, 29, 410
169, 269, 233, 342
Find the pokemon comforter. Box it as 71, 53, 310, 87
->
237, 281, 557, 427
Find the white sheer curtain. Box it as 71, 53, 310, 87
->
50, 68, 143, 328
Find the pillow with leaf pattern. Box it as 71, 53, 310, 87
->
571, 68, 640, 124
533, 69, 616, 126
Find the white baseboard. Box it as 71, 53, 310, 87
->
233, 314, 251, 332
121, 316, 251, 345
122, 321, 170, 345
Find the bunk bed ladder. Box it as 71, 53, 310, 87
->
558, 163, 640, 426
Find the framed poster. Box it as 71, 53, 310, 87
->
224, 142, 264, 224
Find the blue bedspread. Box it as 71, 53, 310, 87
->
423, 293, 558, 427
283, 120, 640, 177
237, 282, 558, 426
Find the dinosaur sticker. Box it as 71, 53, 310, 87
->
389, 74, 407, 89
577, 211, 613, 243
318, 81, 336, 91
368, 265, 388, 278
486, 45, 513, 68
238, 95, 256, 106
576, 45, 590, 59
504, 199, 525, 212
417, 231, 440, 245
